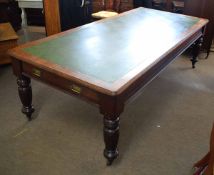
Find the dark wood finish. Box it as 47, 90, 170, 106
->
103, 116, 120, 165
17, 74, 34, 121
194, 123, 214, 175
165, 0, 172, 11
120, 0, 133, 12
172, 1, 184, 13
152, 0, 167, 10
191, 36, 203, 68
202, 0, 214, 58
104, 0, 121, 11
13, 59, 34, 120
0, 40, 17, 64
92, 0, 133, 13
134, 0, 182, 12
0, 23, 18, 65
22, 62, 100, 104
184, 0, 214, 57
184, 0, 206, 17
100, 94, 124, 164
92, 0, 104, 13
9, 8, 208, 165
43, 0, 61, 36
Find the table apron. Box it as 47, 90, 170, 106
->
11, 29, 203, 109
18, 61, 101, 105
122, 30, 203, 103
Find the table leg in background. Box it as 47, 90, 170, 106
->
191, 36, 203, 68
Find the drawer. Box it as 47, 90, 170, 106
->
22, 62, 100, 104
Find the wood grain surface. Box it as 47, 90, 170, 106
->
0, 23, 18, 41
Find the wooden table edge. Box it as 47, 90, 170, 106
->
8, 9, 208, 97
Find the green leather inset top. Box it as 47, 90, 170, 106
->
23, 8, 199, 83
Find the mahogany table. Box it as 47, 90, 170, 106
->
9, 8, 208, 165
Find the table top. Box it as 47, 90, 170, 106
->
9, 8, 208, 95
0, 23, 18, 42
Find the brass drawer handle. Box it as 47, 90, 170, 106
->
33, 69, 41, 77
70, 84, 81, 94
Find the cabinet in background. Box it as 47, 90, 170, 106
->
120, 0, 133, 12
184, 0, 214, 56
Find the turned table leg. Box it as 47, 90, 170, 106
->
191, 37, 203, 68
17, 75, 34, 120
103, 115, 120, 166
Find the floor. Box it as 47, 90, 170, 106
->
0, 26, 213, 175
17, 26, 46, 44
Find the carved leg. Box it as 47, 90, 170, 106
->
17, 75, 34, 120
191, 37, 203, 68
103, 116, 120, 166
205, 50, 210, 59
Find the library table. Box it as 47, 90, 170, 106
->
9, 8, 208, 165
